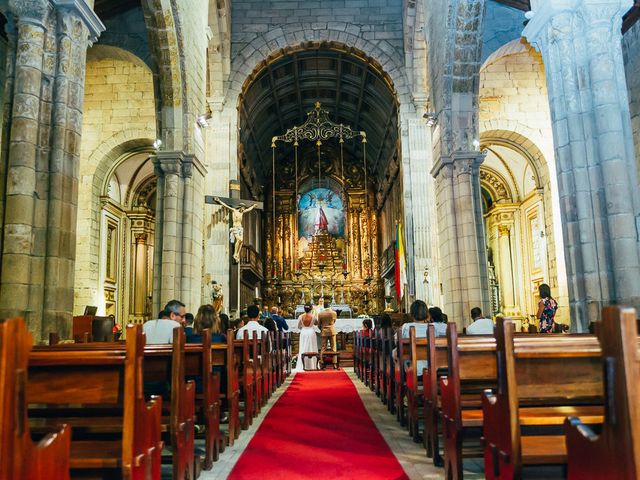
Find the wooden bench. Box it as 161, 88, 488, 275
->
301, 352, 321, 370
440, 324, 497, 479
422, 324, 448, 464
234, 332, 255, 430
564, 305, 640, 480
27, 324, 163, 479
184, 330, 224, 471
212, 331, 240, 446
320, 351, 340, 370
1, 317, 72, 480
406, 327, 429, 443
394, 335, 410, 426
482, 317, 604, 480
380, 328, 396, 412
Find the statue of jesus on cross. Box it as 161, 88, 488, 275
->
213, 196, 258, 263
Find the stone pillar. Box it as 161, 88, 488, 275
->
524, 0, 640, 328
432, 151, 490, 325
152, 151, 205, 314
497, 223, 516, 314
404, 116, 437, 305
0, 0, 103, 340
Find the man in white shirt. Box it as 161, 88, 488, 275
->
143, 300, 185, 344
236, 305, 269, 341
466, 307, 494, 335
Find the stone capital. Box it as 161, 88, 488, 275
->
182, 154, 207, 178
431, 150, 485, 178
51, 0, 105, 43
152, 151, 185, 177
8, 0, 50, 28
524, 0, 632, 49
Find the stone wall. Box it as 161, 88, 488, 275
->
623, 19, 640, 186
482, 1, 524, 62
74, 56, 156, 314
478, 39, 569, 323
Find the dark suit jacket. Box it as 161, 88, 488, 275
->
271, 314, 289, 331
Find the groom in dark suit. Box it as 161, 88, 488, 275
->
317, 301, 337, 367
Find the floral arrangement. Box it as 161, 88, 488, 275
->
112, 323, 122, 333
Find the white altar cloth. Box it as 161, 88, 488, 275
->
285, 318, 366, 333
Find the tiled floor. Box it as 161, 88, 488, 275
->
200, 370, 486, 480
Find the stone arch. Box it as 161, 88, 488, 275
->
87, 44, 150, 70
141, 0, 186, 150
480, 128, 550, 192
226, 29, 413, 113
481, 38, 531, 71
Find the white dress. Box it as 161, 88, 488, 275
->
295, 314, 320, 371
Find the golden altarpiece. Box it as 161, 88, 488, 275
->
261, 103, 383, 317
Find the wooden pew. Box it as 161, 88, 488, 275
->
374, 328, 385, 398
440, 324, 497, 479
184, 330, 224, 471
212, 331, 240, 446
482, 318, 604, 480
381, 328, 396, 411
353, 331, 362, 379
1, 317, 72, 480
234, 332, 255, 430
27, 324, 163, 479
406, 326, 429, 443
251, 332, 264, 414
143, 327, 196, 480
422, 324, 448, 464
564, 306, 640, 480
394, 334, 410, 426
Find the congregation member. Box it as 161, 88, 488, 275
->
380, 313, 393, 331
183, 312, 195, 336
143, 299, 186, 344
236, 305, 269, 340
427, 306, 447, 337
219, 312, 230, 333
187, 304, 226, 343
270, 306, 289, 331
537, 283, 558, 334
400, 300, 429, 337
466, 307, 494, 335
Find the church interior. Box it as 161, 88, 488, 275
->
2, 0, 640, 478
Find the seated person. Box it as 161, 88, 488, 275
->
187, 304, 227, 343
184, 312, 195, 336
427, 306, 447, 337
143, 299, 184, 344
236, 305, 269, 341
395, 300, 432, 372
466, 307, 494, 335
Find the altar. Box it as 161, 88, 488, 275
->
285, 318, 367, 333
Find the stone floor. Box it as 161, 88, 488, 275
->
199, 369, 488, 480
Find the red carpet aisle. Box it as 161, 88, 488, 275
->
227, 370, 409, 480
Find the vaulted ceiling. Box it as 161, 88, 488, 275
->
93, 0, 140, 20
239, 46, 399, 192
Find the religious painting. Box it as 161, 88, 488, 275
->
297, 187, 345, 240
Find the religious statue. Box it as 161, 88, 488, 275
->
214, 196, 258, 263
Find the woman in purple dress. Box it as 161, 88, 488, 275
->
536, 283, 558, 333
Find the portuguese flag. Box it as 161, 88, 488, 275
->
395, 222, 407, 302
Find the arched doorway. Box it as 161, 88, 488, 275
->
234, 44, 401, 316
100, 150, 156, 323
480, 137, 566, 325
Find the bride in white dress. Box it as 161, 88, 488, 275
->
295, 305, 320, 371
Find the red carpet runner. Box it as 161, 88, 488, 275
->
228, 370, 409, 479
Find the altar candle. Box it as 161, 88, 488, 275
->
277, 296, 281, 304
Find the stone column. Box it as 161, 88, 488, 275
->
432, 151, 490, 324
524, 0, 640, 328
497, 224, 516, 314
0, 0, 103, 339
404, 116, 437, 305
152, 151, 205, 313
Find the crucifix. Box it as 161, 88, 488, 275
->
205, 195, 263, 263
